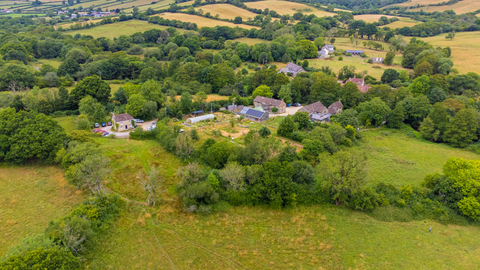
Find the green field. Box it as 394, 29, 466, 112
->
360, 126, 480, 187
67, 20, 186, 39
0, 165, 85, 256
80, 128, 480, 269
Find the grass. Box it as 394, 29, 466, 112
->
48, 117, 480, 269
0, 164, 85, 256
245, 0, 335, 17
360, 126, 480, 187
353, 14, 402, 23
383, 17, 420, 29
196, 4, 258, 20
153, 13, 260, 30
408, 0, 480, 14
420, 32, 480, 75
86, 203, 480, 269
67, 20, 186, 39
31, 59, 63, 69
233, 37, 271, 45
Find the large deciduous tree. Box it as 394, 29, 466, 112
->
70, 75, 111, 106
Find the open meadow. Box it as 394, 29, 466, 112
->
153, 13, 260, 29
67, 20, 186, 39
79, 125, 480, 269
196, 4, 258, 20
408, 0, 480, 13
245, 0, 335, 17
0, 165, 85, 256
360, 126, 480, 187
420, 31, 480, 75
383, 17, 420, 29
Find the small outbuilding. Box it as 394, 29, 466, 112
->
310, 113, 331, 123
238, 107, 269, 122
346, 50, 364, 56
186, 114, 215, 124
372, 57, 384, 63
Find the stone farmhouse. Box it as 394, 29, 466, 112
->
253, 96, 286, 114
277, 62, 306, 77
298, 100, 344, 123
112, 113, 134, 131
341, 75, 371, 93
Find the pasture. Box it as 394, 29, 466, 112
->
360, 126, 480, 187
420, 31, 480, 75
353, 14, 400, 23
196, 4, 258, 20
245, 0, 335, 17
233, 37, 271, 45
154, 13, 260, 29
0, 165, 85, 256
67, 20, 186, 39
78, 123, 480, 269
383, 17, 420, 29
384, 0, 480, 14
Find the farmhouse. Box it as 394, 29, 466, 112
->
298, 101, 328, 115
298, 100, 343, 123
372, 57, 384, 63
346, 50, 364, 56
278, 62, 306, 77
341, 75, 371, 93
322, 45, 335, 53
253, 96, 286, 113
112, 113, 134, 131
328, 99, 344, 114
238, 107, 269, 122
318, 48, 329, 58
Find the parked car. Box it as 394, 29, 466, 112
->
294, 103, 301, 107
107, 122, 112, 126
180, 129, 184, 133
101, 122, 106, 127
94, 123, 99, 128
102, 132, 110, 137
134, 119, 144, 123
151, 122, 157, 127
92, 129, 101, 133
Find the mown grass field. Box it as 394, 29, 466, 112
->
360, 126, 480, 187
245, 0, 335, 17
45, 115, 480, 269
0, 165, 85, 256
154, 13, 260, 29
408, 0, 480, 13
196, 4, 258, 20
383, 17, 420, 29
68, 20, 185, 39
233, 37, 271, 45
420, 31, 480, 75
353, 14, 401, 23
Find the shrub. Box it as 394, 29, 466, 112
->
272, 107, 278, 113
367, 59, 373, 64
338, 56, 343, 61
258, 126, 271, 138
0, 247, 79, 269
77, 117, 91, 130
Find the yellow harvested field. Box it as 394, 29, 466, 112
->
383, 18, 420, 29
354, 14, 401, 23
154, 13, 260, 29
178, 0, 194, 6
196, 4, 258, 20
420, 32, 480, 75
385, 0, 480, 14
245, 1, 335, 17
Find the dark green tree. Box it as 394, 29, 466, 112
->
69, 75, 111, 106
444, 109, 478, 147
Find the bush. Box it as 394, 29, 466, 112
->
77, 117, 91, 130
367, 59, 373, 64
0, 247, 79, 269
271, 107, 278, 113
338, 56, 343, 61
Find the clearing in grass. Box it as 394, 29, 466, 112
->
360, 126, 480, 187
153, 13, 261, 29
0, 165, 85, 256
420, 31, 480, 75
245, 0, 335, 17
196, 4, 258, 20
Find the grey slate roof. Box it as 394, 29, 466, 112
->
254, 96, 284, 107
346, 50, 364, 54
